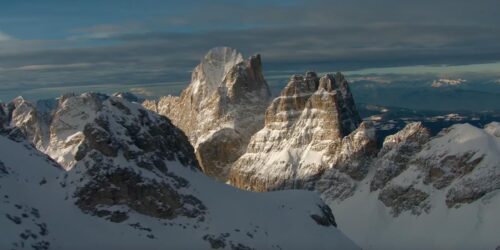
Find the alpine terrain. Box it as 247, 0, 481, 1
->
0, 93, 358, 249
2, 1, 500, 249
2, 46, 499, 250
217, 67, 500, 249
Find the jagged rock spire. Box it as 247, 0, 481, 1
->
143, 47, 271, 181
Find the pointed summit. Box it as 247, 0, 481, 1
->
143, 47, 271, 180
191, 47, 244, 94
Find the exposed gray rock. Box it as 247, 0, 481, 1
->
445, 171, 500, 208
379, 185, 429, 216
75, 166, 206, 222
371, 122, 431, 191
310, 204, 337, 227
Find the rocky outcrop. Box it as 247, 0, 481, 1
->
143, 47, 271, 181
370, 122, 431, 191
378, 185, 429, 216
0, 103, 7, 129
373, 122, 500, 214
228, 71, 376, 194
7, 97, 44, 147
75, 167, 206, 223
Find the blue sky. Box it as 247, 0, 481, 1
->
1, 0, 500, 101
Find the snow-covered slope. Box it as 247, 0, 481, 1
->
143, 47, 271, 181
330, 122, 500, 249
1, 93, 358, 249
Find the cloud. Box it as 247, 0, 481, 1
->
68, 23, 143, 40
1, 23, 500, 102
1, 0, 500, 101
0, 31, 12, 41
431, 78, 467, 88
13, 63, 93, 71
350, 76, 392, 85
129, 87, 154, 96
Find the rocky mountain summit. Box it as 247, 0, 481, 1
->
0, 92, 358, 249
144, 47, 271, 181
229, 71, 377, 193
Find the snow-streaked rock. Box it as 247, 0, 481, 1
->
228, 72, 375, 194
370, 122, 431, 191
143, 47, 271, 181
0, 94, 359, 250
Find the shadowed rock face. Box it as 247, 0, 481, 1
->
143, 47, 271, 181
310, 204, 338, 227
75, 166, 206, 223
0, 103, 7, 129
229, 71, 375, 193
371, 122, 431, 191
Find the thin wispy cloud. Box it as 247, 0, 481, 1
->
68, 23, 144, 40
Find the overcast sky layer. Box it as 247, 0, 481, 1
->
1, 0, 500, 101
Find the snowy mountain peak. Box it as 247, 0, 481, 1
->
7, 92, 198, 171
484, 121, 500, 137
143, 47, 271, 181
203, 46, 244, 66
191, 47, 244, 94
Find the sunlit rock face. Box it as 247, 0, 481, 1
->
144, 47, 271, 181
228, 71, 377, 194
